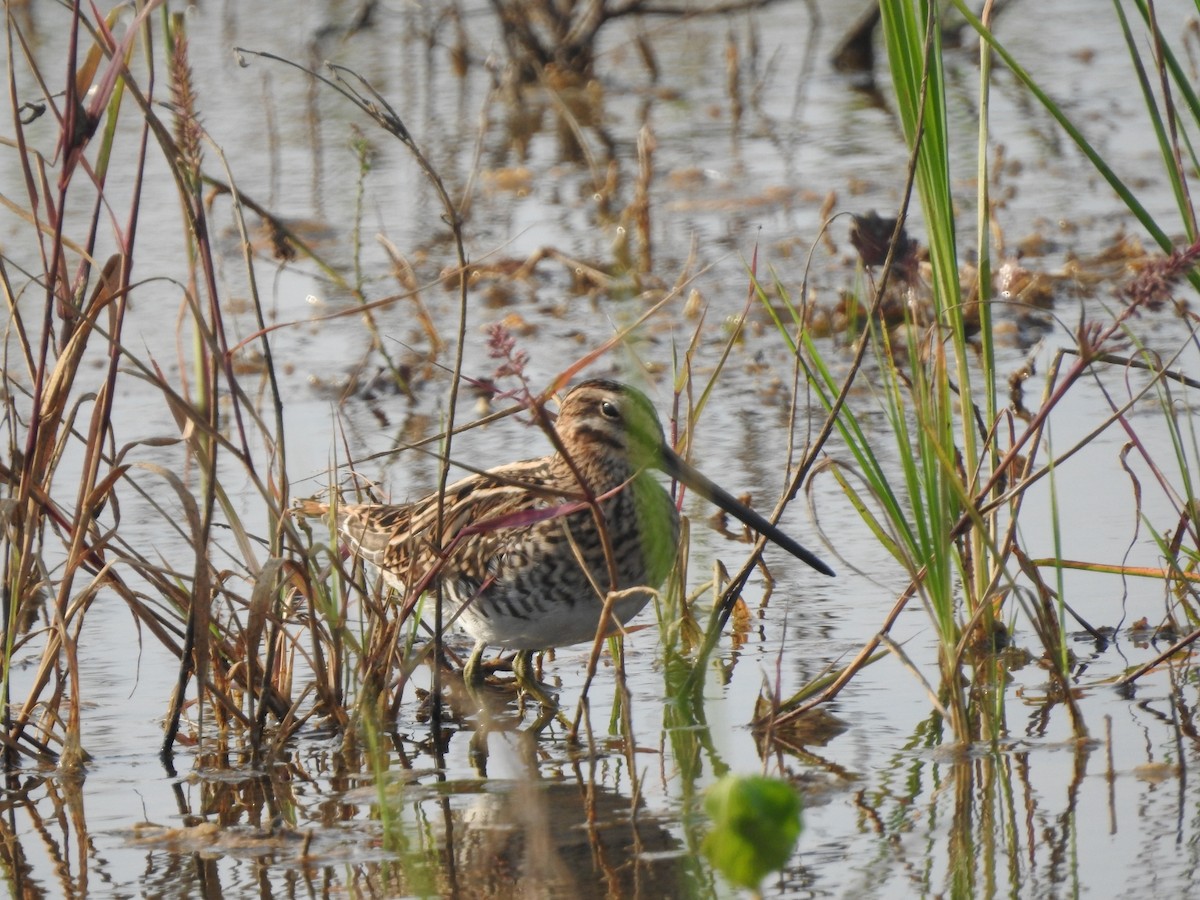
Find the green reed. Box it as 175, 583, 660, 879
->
953, 0, 1200, 274
756, 0, 1200, 745
879, 0, 1001, 738
953, 0, 1200, 676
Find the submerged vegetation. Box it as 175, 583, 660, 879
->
2, 0, 1200, 895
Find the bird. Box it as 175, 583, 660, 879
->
300, 379, 834, 692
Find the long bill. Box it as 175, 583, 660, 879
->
659, 447, 835, 577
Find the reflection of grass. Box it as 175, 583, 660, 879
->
858, 709, 1087, 898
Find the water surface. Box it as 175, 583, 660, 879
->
3, 0, 1199, 896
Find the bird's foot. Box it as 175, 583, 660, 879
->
512, 650, 560, 709
460, 645, 568, 728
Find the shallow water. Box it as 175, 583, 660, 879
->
3, 0, 1200, 896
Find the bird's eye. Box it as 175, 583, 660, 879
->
600, 400, 620, 419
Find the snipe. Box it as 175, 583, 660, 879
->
302, 379, 833, 688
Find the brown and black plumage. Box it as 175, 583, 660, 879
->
302, 379, 833, 686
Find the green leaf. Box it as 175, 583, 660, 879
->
701, 774, 803, 890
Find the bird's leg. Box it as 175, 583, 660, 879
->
512, 650, 536, 687
462, 640, 487, 687
513, 650, 559, 709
